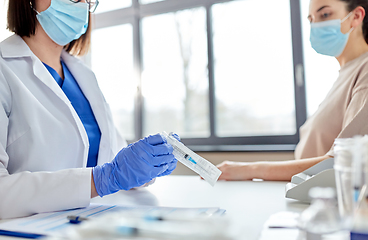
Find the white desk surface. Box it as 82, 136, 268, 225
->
0, 175, 309, 240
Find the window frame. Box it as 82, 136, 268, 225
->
93, 0, 306, 152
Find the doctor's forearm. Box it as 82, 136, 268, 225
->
259, 155, 331, 181
91, 170, 99, 198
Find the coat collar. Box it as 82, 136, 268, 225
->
0, 35, 70, 104
0, 35, 34, 59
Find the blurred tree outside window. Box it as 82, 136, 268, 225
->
142, 8, 209, 138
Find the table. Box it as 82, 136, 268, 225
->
0, 176, 309, 240
91, 176, 309, 239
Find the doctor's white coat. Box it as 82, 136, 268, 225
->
0, 35, 126, 219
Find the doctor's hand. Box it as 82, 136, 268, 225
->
92, 133, 178, 197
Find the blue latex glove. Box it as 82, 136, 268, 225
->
93, 133, 178, 197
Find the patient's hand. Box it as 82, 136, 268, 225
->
216, 161, 259, 181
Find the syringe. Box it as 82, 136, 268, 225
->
161, 132, 222, 186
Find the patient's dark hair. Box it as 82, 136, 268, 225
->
6, 0, 92, 56
340, 0, 368, 44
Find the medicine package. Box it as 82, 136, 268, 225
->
161, 132, 222, 186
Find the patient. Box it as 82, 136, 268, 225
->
217, 0, 368, 181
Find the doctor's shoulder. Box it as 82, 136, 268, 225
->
350, 52, 368, 91
0, 57, 11, 118
0, 41, 10, 82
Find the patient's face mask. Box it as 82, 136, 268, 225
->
310, 12, 354, 57
33, 0, 89, 46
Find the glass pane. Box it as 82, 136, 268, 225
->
0, 0, 11, 42
140, 0, 164, 4
300, 0, 340, 116
95, 0, 131, 13
213, 0, 296, 137
91, 24, 135, 140
142, 8, 209, 138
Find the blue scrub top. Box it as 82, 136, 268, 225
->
43, 61, 101, 167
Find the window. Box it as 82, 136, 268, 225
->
95, 0, 131, 13
212, 0, 296, 137
92, 0, 306, 150
91, 24, 135, 140
140, 0, 164, 4
141, 8, 209, 138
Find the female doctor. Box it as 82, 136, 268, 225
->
217, 0, 368, 181
0, 0, 177, 219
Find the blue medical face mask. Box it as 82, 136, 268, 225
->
34, 0, 89, 46
310, 12, 354, 57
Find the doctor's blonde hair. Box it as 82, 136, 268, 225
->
6, 0, 92, 56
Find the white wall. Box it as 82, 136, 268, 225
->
0, 0, 11, 42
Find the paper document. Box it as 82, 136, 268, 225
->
0, 203, 225, 237
258, 212, 300, 240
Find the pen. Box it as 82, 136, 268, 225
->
67, 214, 168, 224
67, 215, 89, 224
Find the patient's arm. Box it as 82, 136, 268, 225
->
217, 155, 331, 181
